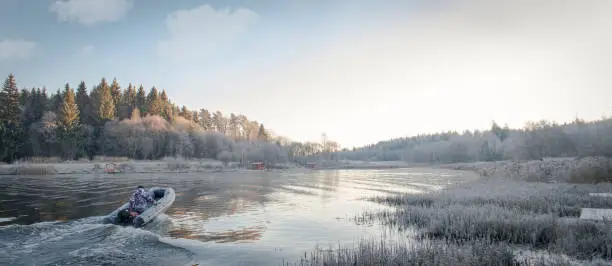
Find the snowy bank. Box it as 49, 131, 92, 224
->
439, 156, 612, 183
0, 158, 255, 175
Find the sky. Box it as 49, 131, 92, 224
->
1, 0, 612, 148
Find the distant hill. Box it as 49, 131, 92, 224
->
335, 118, 612, 164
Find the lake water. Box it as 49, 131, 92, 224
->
0, 168, 478, 266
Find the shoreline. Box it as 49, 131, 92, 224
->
0, 159, 427, 175
0, 159, 245, 175
287, 156, 612, 265
3, 156, 611, 183
434, 156, 612, 183
290, 169, 612, 265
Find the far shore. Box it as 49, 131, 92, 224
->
0, 157, 245, 175
0, 158, 428, 176
2, 156, 610, 184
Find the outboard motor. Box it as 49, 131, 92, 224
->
117, 209, 134, 226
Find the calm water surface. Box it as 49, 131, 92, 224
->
0, 168, 478, 265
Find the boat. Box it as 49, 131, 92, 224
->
103, 187, 176, 228
104, 163, 120, 174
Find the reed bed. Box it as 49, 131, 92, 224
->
362, 180, 612, 260
287, 238, 576, 266
292, 179, 612, 265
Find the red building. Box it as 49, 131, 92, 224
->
249, 162, 265, 170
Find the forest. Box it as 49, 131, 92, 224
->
2, 73, 611, 166
0, 74, 331, 164
336, 117, 612, 163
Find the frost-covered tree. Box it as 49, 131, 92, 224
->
212, 111, 227, 134
0, 74, 293, 162
199, 109, 213, 131
257, 124, 268, 142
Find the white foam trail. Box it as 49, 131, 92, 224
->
0, 217, 17, 223
157, 236, 213, 266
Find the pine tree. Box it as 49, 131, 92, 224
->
0, 74, 21, 124
243, 120, 256, 141
165, 101, 175, 122
160, 89, 171, 120
192, 111, 199, 124
199, 109, 212, 130
58, 83, 80, 131
76, 81, 92, 125
136, 85, 146, 116
21, 88, 39, 128
118, 83, 136, 120
49, 88, 63, 113
179, 105, 192, 120
229, 113, 239, 139
125, 83, 136, 107
94, 78, 115, 121
146, 87, 162, 116
172, 104, 180, 118
212, 111, 227, 134
0, 74, 24, 162
56, 84, 83, 160
19, 88, 31, 106
32, 88, 44, 116
237, 115, 248, 140
40, 87, 49, 112
491, 121, 509, 142
258, 123, 269, 142
110, 78, 122, 115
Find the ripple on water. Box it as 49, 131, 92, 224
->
0, 168, 477, 265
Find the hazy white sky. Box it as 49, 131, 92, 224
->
2, 0, 612, 148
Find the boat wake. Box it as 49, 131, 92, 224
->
0, 215, 194, 266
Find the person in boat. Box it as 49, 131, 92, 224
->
128, 185, 155, 217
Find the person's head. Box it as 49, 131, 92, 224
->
137, 185, 144, 189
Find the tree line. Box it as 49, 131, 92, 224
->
334, 118, 612, 164
9, 72, 605, 166
0, 74, 328, 164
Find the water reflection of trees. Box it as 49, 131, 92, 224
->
167, 172, 276, 220
160, 172, 280, 242
319, 170, 340, 200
